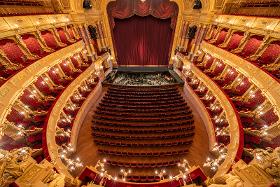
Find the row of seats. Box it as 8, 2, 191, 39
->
105, 92, 181, 98
92, 126, 195, 135
93, 119, 194, 128
93, 114, 193, 123
107, 160, 180, 168
1, 49, 94, 160
0, 25, 81, 86
99, 102, 188, 109
192, 51, 279, 129
205, 26, 279, 80
96, 105, 190, 114
95, 109, 191, 117
98, 149, 189, 157
93, 138, 193, 147
92, 85, 195, 170
92, 131, 195, 140
185, 71, 230, 145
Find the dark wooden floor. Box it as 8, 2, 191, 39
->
74, 86, 210, 177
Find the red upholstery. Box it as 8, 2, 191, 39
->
206, 60, 226, 77
234, 90, 266, 110
20, 89, 41, 108
34, 76, 52, 95
6, 108, 27, 123
259, 108, 279, 125
203, 57, 215, 70
225, 77, 251, 96
224, 32, 244, 51
0, 39, 31, 65
41, 30, 60, 50
214, 29, 228, 45
92, 85, 194, 172
55, 136, 70, 145
238, 35, 264, 58
67, 25, 78, 40
59, 61, 73, 76
215, 68, 238, 86
70, 55, 81, 69
27, 134, 42, 143
57, 28, 73, 45
21, 34, 49, 57
256, 40, 280, 65
47, 67, 63, 85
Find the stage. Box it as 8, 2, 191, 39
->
103, 66, 184, 86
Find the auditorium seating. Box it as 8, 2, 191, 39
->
40, 30, 64, 50
222, 31, 244, 51
21, 33, 51, 57
204, 27, 280, 80
181, 49, 279, 150
210, 28, 229, 46
56, 27, 76, 45
0, 25, 81, 86
92, 84, 195, 173
235, 35, 264, 58
192, 51, 279, 129
184, 71, 231, 145
2, 49, 97, 158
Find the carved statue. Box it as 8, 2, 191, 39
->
209, 173, 243, 187
0, 147, 36, 186
252, 147, 280, 185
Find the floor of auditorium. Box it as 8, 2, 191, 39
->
74, 86, 210, 177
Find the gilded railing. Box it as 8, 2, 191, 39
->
201, 41, 280, 140
44, 53, 109, 177
0, 41, 84, 126
177, 55, 243, 178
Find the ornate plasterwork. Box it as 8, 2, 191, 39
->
0, 41, 84, 136
45, 53, 109, 177
201, 41, 280, 140
67, 0, 217, 65
178, 56, 243, 179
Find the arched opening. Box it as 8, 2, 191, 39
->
107, 0, 179, 66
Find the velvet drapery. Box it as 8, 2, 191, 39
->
113, 16, 173, 66
107, 0, 178, 66
107, 0, 178, 29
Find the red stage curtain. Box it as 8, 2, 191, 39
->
113, 16, 173, 66
107, 0, 178, 29
107, 0, 178, 66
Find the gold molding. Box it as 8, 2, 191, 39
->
0, 41, 84, 125
213, 15, 280, 39
46, 54, 109, 177
177, 55, 242, 178
0, 14, 73, 39
201, 41, 280, 119
70, 82, 103, 150
175, 69, 216, 150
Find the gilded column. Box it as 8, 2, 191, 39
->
179, 21, 188, 51
190, 24, 202, 59
100, 21, 108, 47
83, 23, 97, 59
78, 24, 94, 58
97, 21, 106, 50
194, 24, 208, 55
182, 22, 190, 53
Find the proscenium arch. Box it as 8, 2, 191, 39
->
68, 0, 216, 65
